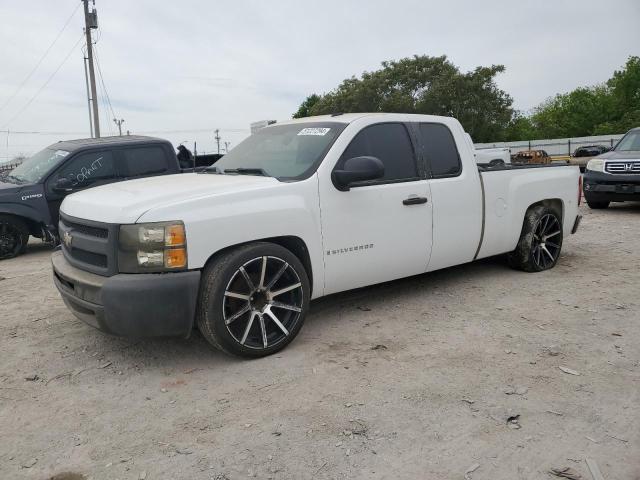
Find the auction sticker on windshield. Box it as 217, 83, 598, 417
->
298, 127, 331, 136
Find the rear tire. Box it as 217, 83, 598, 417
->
196, 242, 310, 358
586, 200, 609, 209
0, 215, 29, 260
508, 205, 563, 272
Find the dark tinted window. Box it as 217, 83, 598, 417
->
122, 146, 168, 177
51, 150, 116, 188
339, 123, 417, 182
419, 123, 461, 178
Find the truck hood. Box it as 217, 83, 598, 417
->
0, 180, 21, 195
0, 179, 38, 199
60, 173, 280, 223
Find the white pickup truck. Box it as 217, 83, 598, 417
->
52, 113, 582, 357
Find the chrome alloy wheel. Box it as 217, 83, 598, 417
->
531, 213, 561, 269
223, 256, 304, 350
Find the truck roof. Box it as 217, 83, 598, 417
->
276, 112, 463, 127
50, 135, 170, 152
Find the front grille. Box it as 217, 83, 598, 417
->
59, 213, 118, 276
606, 161, 640, 174
60, 219, 109, 239
70, 248, 108, 268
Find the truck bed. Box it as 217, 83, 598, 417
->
475, 162, 580, 261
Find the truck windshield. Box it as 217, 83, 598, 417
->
615, 130, 640, 152
7, 148, 70, 184
210, 122, 345, 179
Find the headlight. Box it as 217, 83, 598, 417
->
586, 158, 605, 172
118, 221, 187, 273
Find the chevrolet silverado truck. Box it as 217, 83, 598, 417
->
0, 135, 219, 259
583, 127, 640, 209
51, 113, 582, 357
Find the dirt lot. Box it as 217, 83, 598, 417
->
1, 203, 639, 480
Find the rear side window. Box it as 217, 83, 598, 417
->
339, 123, 418, 182
122, 146, 169, 177
419, 123, 461, 178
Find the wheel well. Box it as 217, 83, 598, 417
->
0, 213, 42, 237
527, 198, 564, 222
203, 236, 314, 294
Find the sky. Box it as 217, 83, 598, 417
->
0, 0, 638, 161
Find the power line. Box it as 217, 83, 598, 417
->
2, 34, 85, 128
0, 2, 81, 115
0, 127, 251, 135
93, 45, 117, 120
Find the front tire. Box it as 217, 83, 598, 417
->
0, 215, 29, 260
508, 205, 563, 272
196, 242, 310, 358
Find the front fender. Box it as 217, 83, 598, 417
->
137, 176, 326, 298
0, 202, 50, 232
0, 183, 49, 222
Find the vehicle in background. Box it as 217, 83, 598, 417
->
52, 113, 581, 358
512, 150, 552, 165
569, 145, 611, 172
0, 135, 220, 259
474, 147, 511, 166
583, 127, 640, 209
250, 119, 277, 134
463, 133, 510, 166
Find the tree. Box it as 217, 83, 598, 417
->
606, 56, 640, 132
293, 94, 321, 119
294, 55, 515, 142
504, 114, 536, 141
527, 56, 640, 138
530, 86, 615, 138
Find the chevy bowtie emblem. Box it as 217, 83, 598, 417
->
63, 231, 73, 248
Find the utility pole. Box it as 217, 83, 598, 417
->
82, 54, 93, 138
113, 118, 125, 136
214, 129, 221, 154
83, 0, 100, 138
224, 141, 230, 153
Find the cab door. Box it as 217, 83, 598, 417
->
319, 122, 433, 295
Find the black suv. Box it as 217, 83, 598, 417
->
0, 135, 216, 259
583, 127, 640, 209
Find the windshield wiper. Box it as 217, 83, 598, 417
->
223, 167, 269, 176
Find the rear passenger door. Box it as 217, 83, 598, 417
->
415, 122, 483, 271
319, 122, 433, 295
120, 145, 172, 180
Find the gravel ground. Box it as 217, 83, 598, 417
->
1, 203, 639, 480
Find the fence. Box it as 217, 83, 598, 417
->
475, 133, 626, 157
0, 161, 22, 173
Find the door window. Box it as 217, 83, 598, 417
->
338, 123, 418, 183
50, 150, 116, 189
419, 123, 462, 178
122, 146, 169, 177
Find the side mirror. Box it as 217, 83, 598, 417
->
53, 177, 74, 193
332, 156, 385, 191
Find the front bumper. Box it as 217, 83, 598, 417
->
52, 250, 201, 338
583, 170, 640, 202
